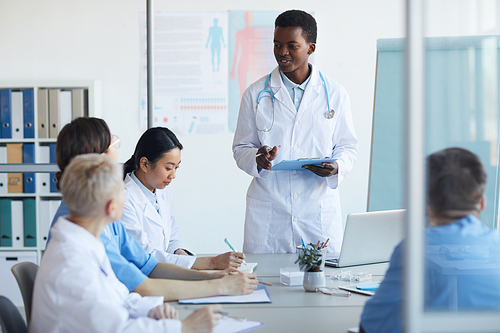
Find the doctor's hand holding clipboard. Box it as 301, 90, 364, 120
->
256, 144, 339, 177
302, 160, 339, 177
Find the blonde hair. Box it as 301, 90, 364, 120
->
60, 154, 123, 218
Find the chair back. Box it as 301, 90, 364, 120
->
11, 262, 38, 324
0, 296, 28, 333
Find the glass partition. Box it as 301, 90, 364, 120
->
411, 1, 500, 332
422, 0, 500, 316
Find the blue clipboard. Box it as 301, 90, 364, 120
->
271, 158, 337, 171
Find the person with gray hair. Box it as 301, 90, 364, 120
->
31, 154, 222, 333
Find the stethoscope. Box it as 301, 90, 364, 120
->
255, 71, 335, 132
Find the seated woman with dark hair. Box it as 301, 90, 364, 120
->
360, 148, 500, 333
121, 127, 246, 270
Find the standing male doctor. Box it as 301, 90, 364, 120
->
232, 9, 358, 254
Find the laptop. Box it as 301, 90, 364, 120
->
325, 209, 406, 268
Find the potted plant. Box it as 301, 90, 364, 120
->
295, 243, 326, 291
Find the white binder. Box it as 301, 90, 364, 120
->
39, 199, 61, 248
37, 145, 51, 194
59, 90, 72, 131
10, 91, 24, 139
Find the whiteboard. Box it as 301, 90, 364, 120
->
367, 36, 500, 229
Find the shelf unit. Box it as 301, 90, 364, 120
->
0, 81, 101, 306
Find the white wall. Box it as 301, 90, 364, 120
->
0, 0, 404, 253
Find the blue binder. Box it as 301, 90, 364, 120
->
49, 143, 59, 193
23, 89, 35, 138
0, 89, 12, 138
23, 143, 36, 193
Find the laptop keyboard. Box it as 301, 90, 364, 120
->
325, 258, 339, 265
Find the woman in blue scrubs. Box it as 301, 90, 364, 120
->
48, 117, 258, 301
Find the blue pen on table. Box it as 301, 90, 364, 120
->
224, 238, 247, 265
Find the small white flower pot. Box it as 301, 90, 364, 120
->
303, 271, 325, 292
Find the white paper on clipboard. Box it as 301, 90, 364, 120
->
178, 281, 271, 304
271, 158, 337, 171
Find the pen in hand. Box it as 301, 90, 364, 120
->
255, 145, 281, 157
224, 238, 247, 265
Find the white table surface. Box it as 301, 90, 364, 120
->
172, 253, 388, 333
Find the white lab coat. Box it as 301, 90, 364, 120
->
121, 173, 196, 268
232, 64, 358, 254
30, 217, 182, 333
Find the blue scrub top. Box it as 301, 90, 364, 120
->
47, 200, 159, 292
360, 215, 500, 333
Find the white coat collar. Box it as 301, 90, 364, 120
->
51, 217, 108, 270
269, 64, 322, 118
124, 173, 164, 227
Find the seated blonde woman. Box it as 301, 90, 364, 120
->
30, 154, 221, 333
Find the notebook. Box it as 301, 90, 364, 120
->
238, 262, 257, 274
325, 209, 406, 268
213, 316, 265, 333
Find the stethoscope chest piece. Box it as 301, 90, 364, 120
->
325, 109, 335, 119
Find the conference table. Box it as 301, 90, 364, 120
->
171, 253, 389, 333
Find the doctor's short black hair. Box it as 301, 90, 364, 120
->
275, 10, 317, 44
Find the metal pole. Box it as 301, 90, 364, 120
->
404, 0, 425, 332
0, 164, 59, 173
147, 0, 155, 129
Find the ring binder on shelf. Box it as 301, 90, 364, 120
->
23, 89, 35, 138
11, 91, 24, 140
23, 143, 36, 193
38, 89, 49, 138
0, 89, 12, 139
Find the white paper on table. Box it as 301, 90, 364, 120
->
128, 294, 164, 318
179, 283, 271, 304
237, 262, 257, 274
213, 316, 265, 333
